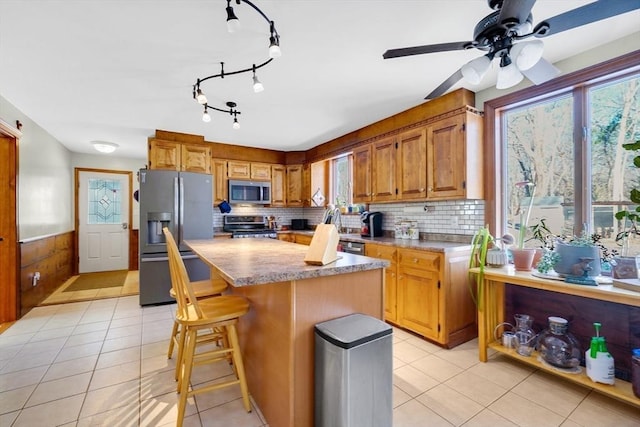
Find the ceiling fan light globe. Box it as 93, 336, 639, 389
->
461, 55, 491, 85
496, 62, 524, 89
511, 40, 544, 71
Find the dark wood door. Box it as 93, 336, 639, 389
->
0, 121, 19, 323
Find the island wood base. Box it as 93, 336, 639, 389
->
228, 268, 384, 427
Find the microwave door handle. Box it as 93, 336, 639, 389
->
174, 177, 180, 242
261, 186, 265, 201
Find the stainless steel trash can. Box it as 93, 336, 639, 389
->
315, 313, 392, 427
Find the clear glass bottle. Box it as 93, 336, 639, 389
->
537, 316, 581, 369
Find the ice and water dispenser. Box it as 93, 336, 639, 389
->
146, 212, 172, 245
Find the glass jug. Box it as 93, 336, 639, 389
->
514, 314, 537, 356
537, 316, 581, 368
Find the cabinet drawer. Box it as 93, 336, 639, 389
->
398, 249, 440, 272
365, 244, 397, 263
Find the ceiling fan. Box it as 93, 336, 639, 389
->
383, 0, 640, 100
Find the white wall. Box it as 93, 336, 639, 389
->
1, 95, 73, 240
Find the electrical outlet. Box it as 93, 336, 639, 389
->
450, 216, 459, 227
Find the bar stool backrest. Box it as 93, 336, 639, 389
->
163, 227, 204, 320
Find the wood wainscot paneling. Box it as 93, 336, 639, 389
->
19, 231, 75, 316
129, 229, 139, 271
505, 285, 640, 382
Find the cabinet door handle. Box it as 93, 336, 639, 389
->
413, 258, 418, 263
420, 188, 425, 192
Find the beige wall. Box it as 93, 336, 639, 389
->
1, 94, 73, 240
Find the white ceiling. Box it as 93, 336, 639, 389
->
1, 1, 639, 159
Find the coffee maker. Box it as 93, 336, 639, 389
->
360, 211, 383, 237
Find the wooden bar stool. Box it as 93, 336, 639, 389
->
163, 228, 251, 427
166, 275, 227, 360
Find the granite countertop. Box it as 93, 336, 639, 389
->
282, 231, 472, 253
185, 238, 390, 287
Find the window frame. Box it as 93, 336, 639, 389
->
483, 50, 640, 239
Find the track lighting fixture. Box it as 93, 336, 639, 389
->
192, 0, 280, 126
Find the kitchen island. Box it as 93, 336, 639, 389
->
185, 238, 389, 427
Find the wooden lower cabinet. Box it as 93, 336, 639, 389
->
367, 243, 477, 348
365, 243, 398, 323
277, 233, 295, 243
293, 234, 313, 246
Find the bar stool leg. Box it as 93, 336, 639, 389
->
167, 320, 179, 359
227, 323, 251, 412
177, 327, 197, 427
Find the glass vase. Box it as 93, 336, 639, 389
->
537, 316, 581, 369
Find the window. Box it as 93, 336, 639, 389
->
486, 52, 640, 258
331, 154, 352, 207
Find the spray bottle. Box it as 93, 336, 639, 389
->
585, 322, 615, 384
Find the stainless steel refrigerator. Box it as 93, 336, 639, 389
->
138, 169, 213, 305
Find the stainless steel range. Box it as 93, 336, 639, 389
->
223, 215, 277, 239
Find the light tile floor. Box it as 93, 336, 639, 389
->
1, 295, 639, 426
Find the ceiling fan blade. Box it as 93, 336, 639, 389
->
425, 69, 464, 100
383, 41, 473, 59
498, 0, 536, 28
521, 57, 561, 85
534, 0, 640, 38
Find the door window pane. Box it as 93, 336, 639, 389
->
589, 75, 640, 256
88, 178, 121, 224
504, 95, 575, 245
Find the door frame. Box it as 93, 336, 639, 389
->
74, 168, 133, 275
0, 119, 20, 323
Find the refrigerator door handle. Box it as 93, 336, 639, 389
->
174, 177, 180, 242
179, 176, 185, 243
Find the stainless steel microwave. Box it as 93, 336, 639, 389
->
228, 180, 271, 204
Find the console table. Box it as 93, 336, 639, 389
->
471, 266, 640, 407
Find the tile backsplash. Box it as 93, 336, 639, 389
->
214, 200, 484, 242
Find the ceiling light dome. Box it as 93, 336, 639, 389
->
92, 141, 119, 154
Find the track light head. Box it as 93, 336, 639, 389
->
195, 88, 207, 105
269, 35, 281, 58
226, 1, 240, 33
202, 107, 211, 123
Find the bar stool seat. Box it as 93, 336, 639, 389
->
163, 228, 251, 427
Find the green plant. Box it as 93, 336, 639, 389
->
528, 218, 555, 249
535, 249, 560, 274
614, 139, 640, 255
469, 226, 493, 309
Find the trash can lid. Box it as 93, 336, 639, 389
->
315, 313, 392, 349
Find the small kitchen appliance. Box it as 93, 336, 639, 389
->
360, 211, 383, 237
224, 215, 277, 239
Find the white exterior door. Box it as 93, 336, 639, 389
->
79, 171, 129, 273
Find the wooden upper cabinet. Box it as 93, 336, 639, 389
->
271, 164, 286, 207
251, 163, 272, 180
353, 144, 372, 203
181, 144, 211, 174
372, 136, 397, 202
148, 139, 211, 173
148, 139, 180, 171
286, 164, 304, 207
426, 111, 483, 200
227, 161, 251, 179
212, 158, 228, 205
397, 128, 427, 200
302, 163, 312, 207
